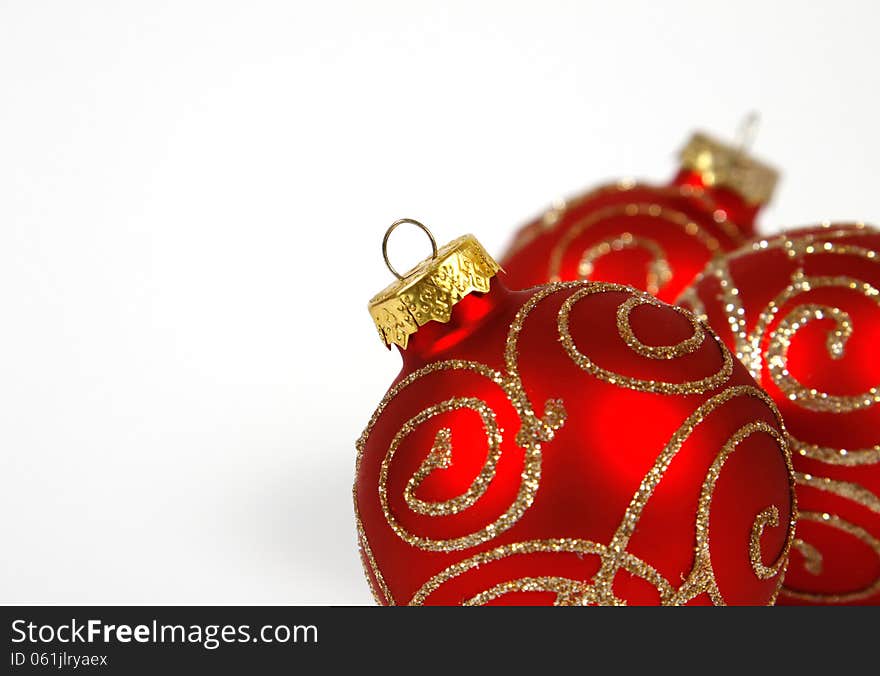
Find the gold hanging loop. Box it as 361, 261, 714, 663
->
382, 218, 438, 280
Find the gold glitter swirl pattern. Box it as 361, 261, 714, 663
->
547, 203, 722, 283
681, 228, 880, 390
503, 181, 744, 261
559, 283, 733, 394
751, 506, 782, 580
791, 538, 823, 576
590, 391, 793, 607
757, 274, 880, 413
407, 386, 795, 606
357, 281, 795, 605
783, 512, 880, 603
358, 287, 580, 554
767, 303, 851, 385
578, 233, 673, 295
676, 285, 708, 323
408, 539, 673, 606
616, 295, 706, 360
404, 428, 455, 514
698, 425, 790, 594
397, 401, 500, 517
677, 225, 880, 603
795, 472, 880, 514
355, 510, 394, 605
379, 396, 535, 549
464, 577, 587, 607
706, 258, 755, 377
790, 437, 880, 466
369, 360, 566, 552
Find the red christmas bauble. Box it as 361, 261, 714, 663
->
499, 132, 779, 302
356, 231, 796, 605
678, 223, 880, 605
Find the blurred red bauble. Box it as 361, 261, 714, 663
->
500, 131, 779, 302
355, 222, 795, 606
678, 223, 880, 605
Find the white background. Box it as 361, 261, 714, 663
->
1, 1, 877, 604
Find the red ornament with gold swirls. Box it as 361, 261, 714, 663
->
355, 221, 796, 606
678, 223, 880, 605
499, 130, 779, 302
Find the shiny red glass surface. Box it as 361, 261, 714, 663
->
356, 276, 793, 605
500, 169, 765, 301
679, 225, 880, 605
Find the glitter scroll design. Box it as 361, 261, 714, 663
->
354, 512, 393, 605
791, 537, 823, 576
356, 282, 577, 552
398, 402, 499, 517
783, 513, 880, 603
364, 359, 566, 552
546, 203, 721, 288
503, 182, 743, 260
578, 233, 672, 295
559, 283, 733, 394
756, 274, 879, 412
409, 395, 794, 606
751, 506, 783, 580
678, 225, 880, 602
356, 281, 795, 605
409, 540, 670, 606
615, 295, 705, 359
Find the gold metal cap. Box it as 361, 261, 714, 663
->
679, 131, 779, 205
368, 222, 500, 349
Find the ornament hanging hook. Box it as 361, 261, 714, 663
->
734, 111, 761, 157
382, 218, 439, 280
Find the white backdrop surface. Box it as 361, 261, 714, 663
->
1, 1, 878, 603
